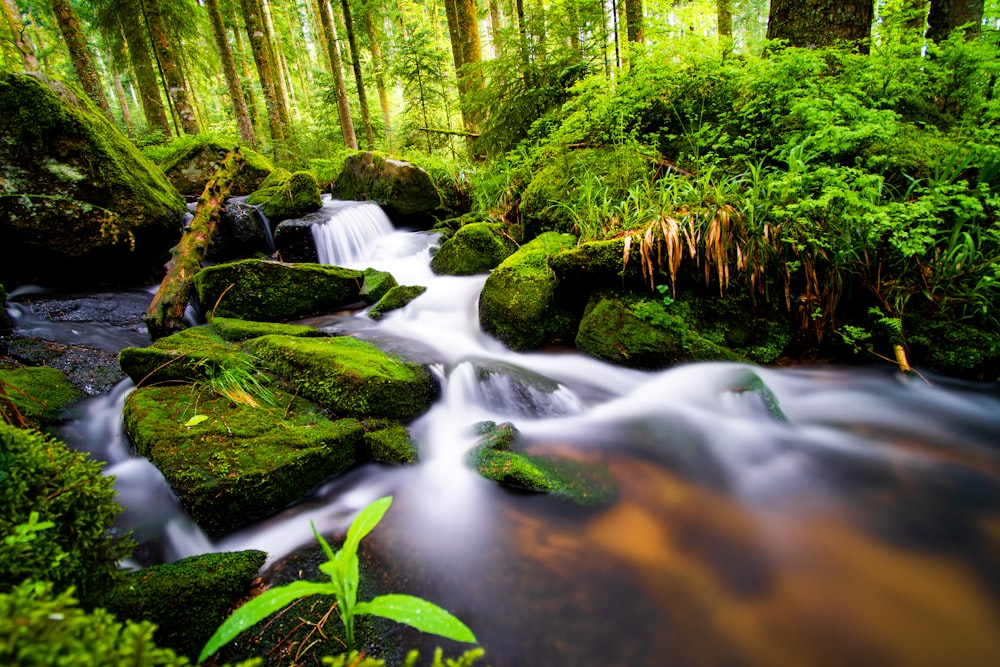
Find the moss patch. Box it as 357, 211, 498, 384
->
123, 385, 364, 536
0, 366, 84, 429
243, 335, 439, 421
209, 316, 322, 343
360, 268, 398, 304
247, 169, 322, 221
478, 232, 579, 351
192, 259, 364, 322
362, 421, 418, 464
367, 285, 427, 321
118, 325, 246, 387
549, 238, 645, 290
430, 222, 518, 275
155, 135, 272, 197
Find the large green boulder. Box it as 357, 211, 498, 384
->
118, 325, 248, 387
430, 222, 518, 275
243, 335, 439, 421
247, 169, 322, 221
478, 232, 579, 351
549, 238, 646, 290
192, 259, 364, 321
0, 366, 83, 429
155, 136, 273, 197
123, 385, 364, 536
0, 72, 185, 287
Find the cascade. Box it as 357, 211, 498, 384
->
311, 198, 395, 266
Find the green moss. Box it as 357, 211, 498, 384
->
105, 550, 266, 660
478, 232, 579, 351
360, 268, 399, 303
243, 335, 439, 421
905, 318, 1000, 381
192, 258, 364, 322
0, 366, 84, 428
123, 385, 364, 536
209, 316, 322, 342
430, 222, 519, 275
468, 421, 617, 506
154, 135, 273, 196
0, 424, 132, 604
362, 421, 418, 464
118, 325, 246, 387
368, 285, 427, 320
549, 238, 645, 290
247, 166, 291, 204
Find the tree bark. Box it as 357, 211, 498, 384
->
766, 0, 875, 53
142, 0, 199, 134
340, 0, 375, 148
145, 150, 246, 340
315, 0, 357, 148
362, 8, 392, 151
624, 0, 643, 44
927, 0, 983, 42
206, 0, 256, 147
717, 0, 733, 37
112, 72, 134, 136
120, 9, 172, 138
50, 0, 114, 118
445, 0, 484, 134
2, 0, 40, 72
240, 0, 288, 152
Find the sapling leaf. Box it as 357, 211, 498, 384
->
184, 414, 209, 427
311, 520, 337, 562
198, 580, 331, 664
343, 495, 393, 558
356, 594, 477, 644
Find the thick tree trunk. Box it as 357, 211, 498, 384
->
2, 0, 40, 72
261, 0, 295, 129
240, 0, 288, 152
362, 10, 393, 151
142, 0, 199, 134
445, 0, 484, 134
927, 0, 983, 42
145, 150, 246, 340
340, 0, 375, 148
207, 0, 256, 147
766, 0, 875, 53
50, 0, 114, 118
624, 0, 643, 44
120, 11, 171, 138
717, 0, 733, 37
228, 4, 264, 135
315, 0, 357, 148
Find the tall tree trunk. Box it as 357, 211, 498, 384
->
259, 0, 294, 131
228, 4, 263, 135
445, 0, 484, 134
766, 0, 875, 53
902, 0, 930, 33
362, 9, 392, 151
340, 0, 375, 148
121, 13, 171, 137
2, 0, 40, 72
206, 0, 256, 146
112, 72, 134, 136
315, 0, 357, 148
240, 0, 288, 153
141, 0, 199, 133
50, 0, 114, 118
927, 0, 983, 42
717, 0, 733, 37
488, 0, 503, 56
624, 0, 643, 43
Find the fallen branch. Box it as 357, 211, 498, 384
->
417, 127, 480, 138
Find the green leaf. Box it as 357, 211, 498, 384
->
355, 594, 477, 644
197, 581, 332, 663
342, 496, 392, 561
184, 414, 209, 427
311, 520, 336, 563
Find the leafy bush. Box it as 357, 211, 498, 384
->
0, 423, 132, 605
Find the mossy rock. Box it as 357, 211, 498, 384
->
0, 72, 185, 287
362, 421, 418, 464
430, 222, 518, 275
549, 238, 646, 290
0, 366, 84, 429
123, 384, 364, 536
332, 151, 458, 229
468, 421, 617, 506
478, 232, 579, 351
118, 325, 247, 386
360, 268, 398, 304
247, 169, 322, 221
243, 335, 439, 421
209, 316, 322, 343
105, 550, 266, 660
905, 318, 1000, 381
155, 135, 272, 197
192, 258, 364, 322
367, 285, 427, 321
575, 291, 746, 369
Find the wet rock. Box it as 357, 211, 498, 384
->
367, 285, 426, 321
7, 339, 122, 396
360, 268, 398, 304
430, 222, 518, 275
247, 169, 322, 222
207, 201, 272, 262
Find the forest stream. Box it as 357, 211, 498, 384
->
10, 201, 1000, 667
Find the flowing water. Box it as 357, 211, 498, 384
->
34, 203, 1000, 666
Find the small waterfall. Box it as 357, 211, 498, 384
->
312, 201, 395, 265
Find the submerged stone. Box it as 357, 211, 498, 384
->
367, 285, 427, 321
192, 259, 363, 322
243, 334, 439, 421
430, 222, 518, 275
0, 72, 185, 287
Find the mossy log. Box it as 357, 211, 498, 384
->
145, 149, 246, 340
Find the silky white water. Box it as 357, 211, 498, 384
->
51, 205, 1000, 667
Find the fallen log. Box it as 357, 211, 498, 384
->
145, 149, 246, 340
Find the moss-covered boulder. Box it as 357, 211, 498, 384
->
549, 238, 646, 290
367, 285, 426, 321
0, 365, 84, 429
155, 136, 272, 197
208, 316, 322, 343
105, 550, 265, 660
478, 232, 579, 351
192, 259, 364, 322
468, 421, 616, 506
243, 335, 439, 421
208, 200, 273, 262
118, 325, 248, 387
362, 421, 418, 464
0, 72, 186, 287
360, 268, 398, 304
247, 169, 322, 222
430, 222, 518, 275
123, 385, 365, 536
331, 151, 460, 229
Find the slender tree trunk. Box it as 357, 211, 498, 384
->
445, 0, 484, 133
927, 0, 983, 42
121, 15, 171, 137
340, 0, 375, 148
766, 0, 875, 53
362, 10, 393, 151
259, 0, 293, 131
717, 0, 732, 37
142, 0, 199, 133
315, 0, 357, 148
489, 0, 503, 56
624, 0, 643, 43
206, 0, 255, 146
228, 5, 263, 135
50, 0, 114, 118
113, 72, 134, 136
2, 0, 40, 72
240, 0, 288, 152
